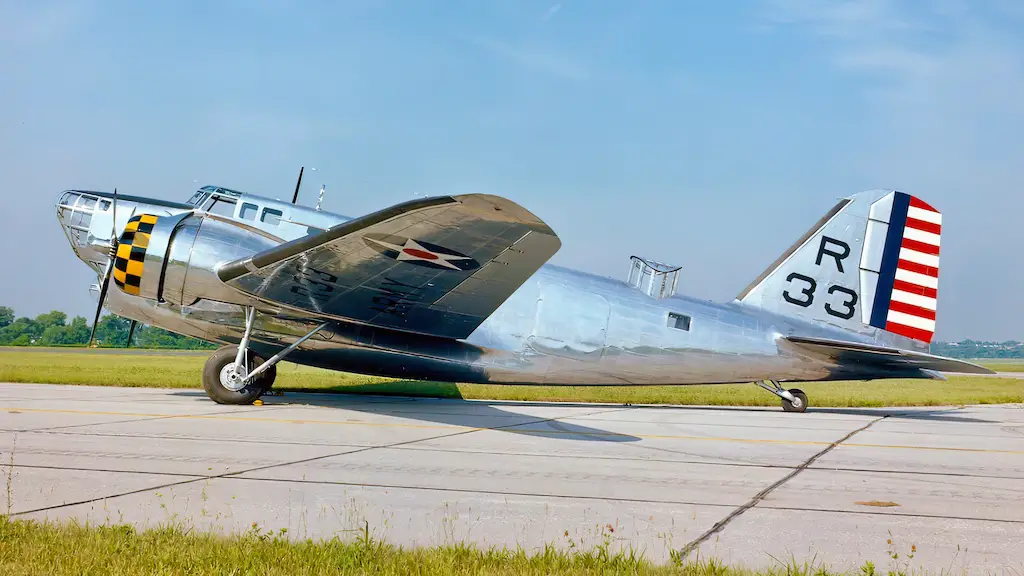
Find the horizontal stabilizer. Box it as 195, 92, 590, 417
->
784, 335, 996, 375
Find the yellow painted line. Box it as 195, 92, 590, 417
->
3, 406, 1024, 455
842, 442, 1024, 455
1, 407, 461, 431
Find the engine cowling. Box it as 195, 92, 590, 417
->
111, 211, 279, 306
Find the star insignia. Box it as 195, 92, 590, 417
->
363, 235, 479, 271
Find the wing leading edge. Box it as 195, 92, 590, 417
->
218, 194, 561, 339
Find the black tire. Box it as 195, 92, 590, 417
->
202, 345, 264, 405
253, 359, 276, 392
782, 388, 808, 413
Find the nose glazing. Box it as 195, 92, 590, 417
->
56, 190, 113, 266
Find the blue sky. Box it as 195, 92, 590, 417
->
1, 0, 1022, 340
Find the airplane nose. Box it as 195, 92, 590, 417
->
56, 190, 89, 248
56, 190, 113, 270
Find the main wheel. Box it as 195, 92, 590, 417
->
202, 345, 267, 405
254, 360, 277, 393
781, 388, 808, 413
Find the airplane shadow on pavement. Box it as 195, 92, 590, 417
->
171, 382, 645, 443
171, 378, 998, 438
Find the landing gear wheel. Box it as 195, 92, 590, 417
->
202, 345, 264, 405
781, 388, 808, 413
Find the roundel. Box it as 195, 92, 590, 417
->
362, 233, 480, 271
112, 214, 159, 295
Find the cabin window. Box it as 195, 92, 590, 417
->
667, 312, 691, 331
99, 200, 111, 211
261, 207, 283, 226
239, 203, 259, 221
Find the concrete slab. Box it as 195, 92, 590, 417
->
1, 383, 1022, 573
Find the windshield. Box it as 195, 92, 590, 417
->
186, 190, 208, 206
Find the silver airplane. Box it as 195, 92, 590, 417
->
55, 184, 993, 412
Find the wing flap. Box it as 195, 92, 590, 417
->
218, 194, 560, 339
784, 335, 996, 375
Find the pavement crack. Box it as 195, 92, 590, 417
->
676, 413, 889, 560
218, 406, 631, 479
9, 405, 627, 517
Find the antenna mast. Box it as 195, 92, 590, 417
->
291, 166, 304, 204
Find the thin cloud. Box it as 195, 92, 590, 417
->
466, 35, 589, 81
0, 0, 92, 48
760, 0, 1024, 339
542, 4, 562, 21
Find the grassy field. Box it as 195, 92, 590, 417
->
0, 348, 1021, 407
0, 516, 909, 576
972, 359, 1024, 372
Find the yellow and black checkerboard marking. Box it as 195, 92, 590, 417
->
112, 214, 158, 296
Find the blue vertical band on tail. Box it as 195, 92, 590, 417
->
869, 191, 911, 329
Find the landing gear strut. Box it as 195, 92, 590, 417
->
201, 306, 328, 405
756, 380, 808, 413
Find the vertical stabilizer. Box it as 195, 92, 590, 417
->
736, 190, 941, 346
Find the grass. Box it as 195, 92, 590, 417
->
0, 349, 1021, 407
0, 515, 925, 575
973, 360, 1024, 372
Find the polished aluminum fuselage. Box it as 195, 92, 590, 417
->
57, 188, 906, 386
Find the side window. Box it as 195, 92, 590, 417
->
239, 203, 259, 221
261, 208, 283, 226
667, 312, 691, 331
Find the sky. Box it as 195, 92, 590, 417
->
1, 0, 1022, 341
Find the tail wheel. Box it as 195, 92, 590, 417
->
202, 345, 266, 405
782, 388, 808, 413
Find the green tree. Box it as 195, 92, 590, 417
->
93, 314, 133, 347
0, 306, 13, 329
34, 310, 68, 329
38, 316, 90, 346
0, 317, 42, 345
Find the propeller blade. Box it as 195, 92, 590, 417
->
111, 187, 118, 241
87, 260, 114, 347
87, 187, 121, 349
126, 320, 137, 348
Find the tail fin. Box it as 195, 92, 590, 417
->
737, 190, 941, 346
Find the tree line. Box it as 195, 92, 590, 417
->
0, 304, 1020, 356
0, 306, 215, 349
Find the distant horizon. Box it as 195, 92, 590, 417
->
1, 303, 1019, 345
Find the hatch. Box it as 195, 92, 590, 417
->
626, 256, 680, 299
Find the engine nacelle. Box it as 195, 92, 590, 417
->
112, 211, 280, 307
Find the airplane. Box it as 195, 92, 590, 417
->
55, 183, 994, 412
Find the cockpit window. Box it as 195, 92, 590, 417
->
202, 195, 237, 218
187, 191, 208, 206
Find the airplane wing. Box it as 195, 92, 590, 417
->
217, 194, 560, 339
783, 335, 996, 375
